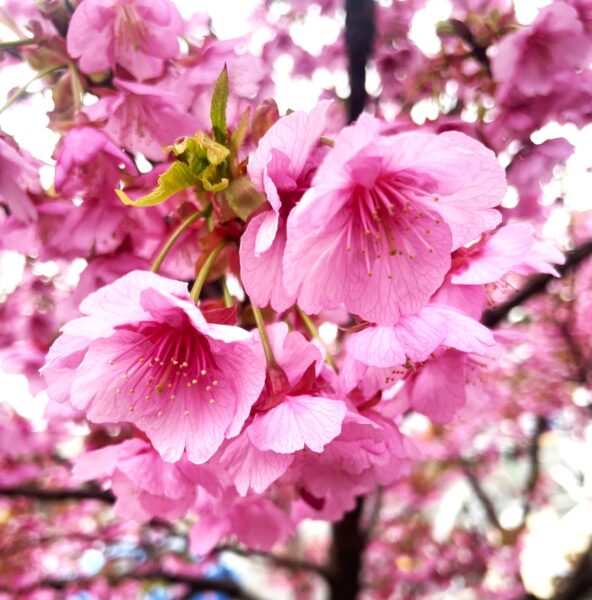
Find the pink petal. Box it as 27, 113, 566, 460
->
247, 395, 347, 454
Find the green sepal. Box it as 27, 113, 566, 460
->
229, 107, 250, 177
223, 176, 266, 221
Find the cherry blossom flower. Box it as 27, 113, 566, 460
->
43, 271, 266, 464
67, 0, 184, 81
84, 79, 199, 161
492, 2, 591, 101
0, 134, 41, 223
284, 115, 505, 324
240, 101, 331, 311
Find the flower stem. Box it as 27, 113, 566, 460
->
0, 63, 65, 115
0, 38, 35, 49
222, 279, 233, 308
297, 306, 338, 370
151, 210, 205, 274
190, 240, 227, 303
252, 305, 276, 366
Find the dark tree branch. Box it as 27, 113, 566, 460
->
482, 239, 592, 328
462, 463, 504, 534
5, 570, 261, 600
328, 497, 366, 600
345, 0, 376, 123
215, 545, 331, 580
0, 484, 115, 503
558, 319, 589, 384
448, 19, 491, 73
552, 542, 592, 600
522, 415, 548, 521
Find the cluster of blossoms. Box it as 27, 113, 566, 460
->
2, 0, 591, 598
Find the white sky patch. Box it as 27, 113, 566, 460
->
513, 0, 552, 25
290, 6, 343, 56
409, 0, 452, 56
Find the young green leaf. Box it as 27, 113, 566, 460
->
210, 65, 229, 144
116, 162, 198, 207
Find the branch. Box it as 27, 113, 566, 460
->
328, 497, 366, 600
558, 320, 589, 384
0, 484, 115, 503
345, 0, 375, 123
462, 462, 504, 534
448, 19, 491, 73
215, 545, 331, 581
482, 239, 592, 328
5, 570, 262, 600
521, 416, 548, 523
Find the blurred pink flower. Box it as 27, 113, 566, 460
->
67, 0, 183, 80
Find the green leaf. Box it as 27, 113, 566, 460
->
210, 65, 229, 144
223, 176, 266, 221
116, 162, 199, 207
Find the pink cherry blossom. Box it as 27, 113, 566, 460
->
492, 2, 591, 100
240, 101, 331, 311
84, 79, 199, 161
0, 134, 41, 223
451, 223, 564, 285
507, 138, 574, 219
284, 115, 505, 324
190, 490, 291, 554
67, 0, 184, 81
73, 438, 218, 521
54, 126, 136, 199
43, 271, 266, 463
347, 304, 495, 369
246, 323, 347, 454
212, 432, 294, 496
49, 127, 139, 254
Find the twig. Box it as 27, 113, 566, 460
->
5, 570, 262, 600
448, 19, 491, 73
482, 239, 592, 328
462, 463, 504, 534
0, 484, 115, 503
215, 545, 331, 580
520, 416, 548, 526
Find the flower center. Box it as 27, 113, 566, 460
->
110, 319, 221, 416
346, 174, 441, 278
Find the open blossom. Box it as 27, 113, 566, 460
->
50, 127, 138, 254
54, 126, 136, 199
43, 271, 266, 464
190, 490, 291, 554
492, 2, 591, 100
248, 322, 347, 454
284, 114, 506, 325
85, 78, 199, 161
67, 0, 184, 81
450, 223, 564, 285
240, 101, 331, 311
0, 134, 41, 223
73, 438, 219, 522
507, 138, 574, 219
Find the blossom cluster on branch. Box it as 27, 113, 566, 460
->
1, 0, 592, 598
